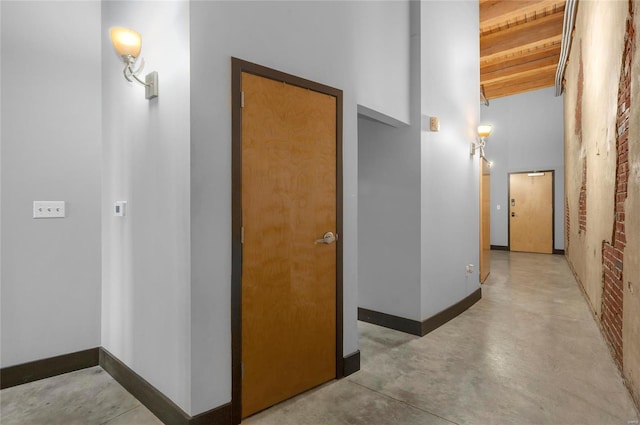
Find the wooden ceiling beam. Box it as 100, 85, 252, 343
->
482, 64, 557, 87
480, 0, 565, 32
481, 35, 562, 66
486, 72, 556, 91
482, 58, 558, 85
481, 44, 561, 74
484, 74, 556, 99
480, 11, 565, 57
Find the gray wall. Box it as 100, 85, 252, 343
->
357, 0, 481, 323
481, 87, 565, 250
1, 1, 102, 367
101, 1, 192, 413
358, 117, 422, 320
420, 0, 481, 319
357, 2, 421, 321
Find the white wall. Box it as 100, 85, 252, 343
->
190, 0, 411, 414
358, 117, 421, 320
358, 1, 421, 321
481, 87, 565, 249
358, 1, 481, 323
420, 0, 480, 319
1, 1, 102, 367
101, 1, 192, 413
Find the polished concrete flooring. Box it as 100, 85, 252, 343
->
2, 252, 639, 424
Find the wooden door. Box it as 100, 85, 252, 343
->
479, 158, 491, 282
240, 72, 337, 418
509, 171, 553, 254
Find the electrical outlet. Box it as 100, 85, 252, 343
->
114, 201, 127, 217
33, 201, 66, 218
466, 264, 474, 274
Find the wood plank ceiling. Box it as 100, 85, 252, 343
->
480, 0, 566, 101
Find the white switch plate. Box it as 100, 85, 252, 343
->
33, 201, 66, 218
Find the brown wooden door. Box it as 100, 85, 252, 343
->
240, 72, 337, 418
479, 158, 491, 282
509, 171, 553, 254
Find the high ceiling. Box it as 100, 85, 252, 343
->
480, 0, 566, 101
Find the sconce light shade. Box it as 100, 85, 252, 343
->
471, 124, 492, 157
110, 27, 142, 61
109, 26, 158, 100
477, 125, 492, 139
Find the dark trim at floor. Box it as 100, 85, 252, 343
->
0, 347, 99, 390
358, 307, 422, 336
2, 345, 355, 424
343, 351, 360, 377
491, 245, 509, 251
553, 249, 566, 255
421, 288, 482, 336
359, 288, 482, 337
99, 348, 231, 425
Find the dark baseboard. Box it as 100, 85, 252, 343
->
0, 347, 99, 390
421, 288, 482, 336
491, 245, 509, 251
553, 249, 565, 255
359, 288, 482, 337
99, 348, 231, 425
358, 307, 422, 336
190, 403, 232, 425
343, 351, 360, 377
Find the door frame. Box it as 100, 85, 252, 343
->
507, 169, 555, 253
479, 157, 491, 283
231, 57, 344, 424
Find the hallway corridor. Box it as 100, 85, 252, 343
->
2, 252, 638, 424
246, 251, 639, 424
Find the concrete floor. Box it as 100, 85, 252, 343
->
2, 251, 639, 424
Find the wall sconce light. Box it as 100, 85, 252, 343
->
109, 27, 158, 100
471, 125, 492, 157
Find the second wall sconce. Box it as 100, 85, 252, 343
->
109, 27, 158, 100
471, 125, 492, 157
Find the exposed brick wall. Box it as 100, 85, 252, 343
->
602, 242, 624, 365
579, 157, 587, 233
601, 1, 634, 370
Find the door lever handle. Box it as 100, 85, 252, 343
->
315, 232, 336, 245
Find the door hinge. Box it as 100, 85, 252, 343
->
241, 91, 245, 108
241, 226, 244, 244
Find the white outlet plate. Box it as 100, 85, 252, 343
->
114, 201, 127, 217
33, 201, 65, 218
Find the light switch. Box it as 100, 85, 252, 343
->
429, 117, 440, 131
496, 204, 501, 210
33, 201, 66, 218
